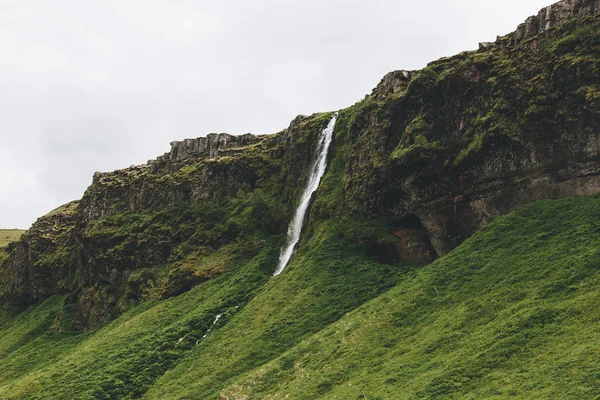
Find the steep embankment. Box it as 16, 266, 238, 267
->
0, 1, 599, 399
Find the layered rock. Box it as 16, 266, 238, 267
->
0, 201, 79, 304
371, 70, 417, 101
170, 133, 258, 160
514, 0, 600, 42
346, 12, 600, 255
148, 133, 261, 173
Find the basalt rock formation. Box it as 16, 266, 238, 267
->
515, 0, 600, 41
0, 201, 79, 304
356, 6, 600, 254
1, 1, 599, 330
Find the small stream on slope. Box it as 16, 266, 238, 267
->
195, 306, 239, 345
273, 113, 338, 276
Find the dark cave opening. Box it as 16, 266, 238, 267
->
364, 214, 438, 266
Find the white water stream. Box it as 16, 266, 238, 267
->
201, 313, 223, 339
196, 306, 239, 345
273, 113, 338, 276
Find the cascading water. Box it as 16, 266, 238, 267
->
273, 113, 338, 276
201, 313, 223, 339
196, 306, 239, 344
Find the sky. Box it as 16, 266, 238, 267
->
0, 0, 552, 229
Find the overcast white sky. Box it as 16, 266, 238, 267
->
1, 0, 551, 228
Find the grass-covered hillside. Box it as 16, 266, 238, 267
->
0, 122, 409, 398
1, 5, 600, 400
2, 194, 600, 398
220, 194, 600, 399
0, 230, 25, 248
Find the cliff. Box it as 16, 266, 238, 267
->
1, 1, 599, 330
0, 112, 335, 328
514, 0, 600, 41
363, 6, 600, 254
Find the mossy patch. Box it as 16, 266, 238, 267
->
0, 230, 25, 248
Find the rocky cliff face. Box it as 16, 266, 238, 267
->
0, 113, 332, 328
1, 2, 599, 329
0, 201, 79, 304
476, 0, 600, 50
515, 0, 600, 41
351, 11, 600, 254
81, 133, 268, 222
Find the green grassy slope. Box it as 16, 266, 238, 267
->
2, 102, 600, 398
0, 243, 277, 398
0, 137, 408, 399
0, 15, 599, 399
0, 220, 404, 399
0, 230, 25, 248
220, 194, 600, 399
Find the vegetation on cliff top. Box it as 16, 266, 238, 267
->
0, 230, 25, 248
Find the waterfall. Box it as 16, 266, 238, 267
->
273, 113, 338, 276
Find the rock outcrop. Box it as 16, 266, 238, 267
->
515, 0, 600, 41
82, 133, 274, 223
347, 11, 600, 255
0, 201, 79, 304
371, 70, 417, 100
169, 133, 258, 160
147, 132, 261, 173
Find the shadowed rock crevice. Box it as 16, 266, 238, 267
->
364, 214, 438, 266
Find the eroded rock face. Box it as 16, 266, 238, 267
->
78, 120, 326, 225
81, 155, 271, 222
166, 133, 258, 162
514, 0, 600, 42
345, 13, 600, 256
371, 70, 417, 101
80, 133, 275, 224
0, 201, 79, 304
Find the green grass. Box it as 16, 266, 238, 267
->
0, 123, 407, 398
220, 194, 600, 399
3, 95, 600, 398
0, 132, 407, 399
3, 194, 600, 399
144, 219, 404, 399
0, 214, 405, 399
0, 243, 277, 399
0, 230, 25, 248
